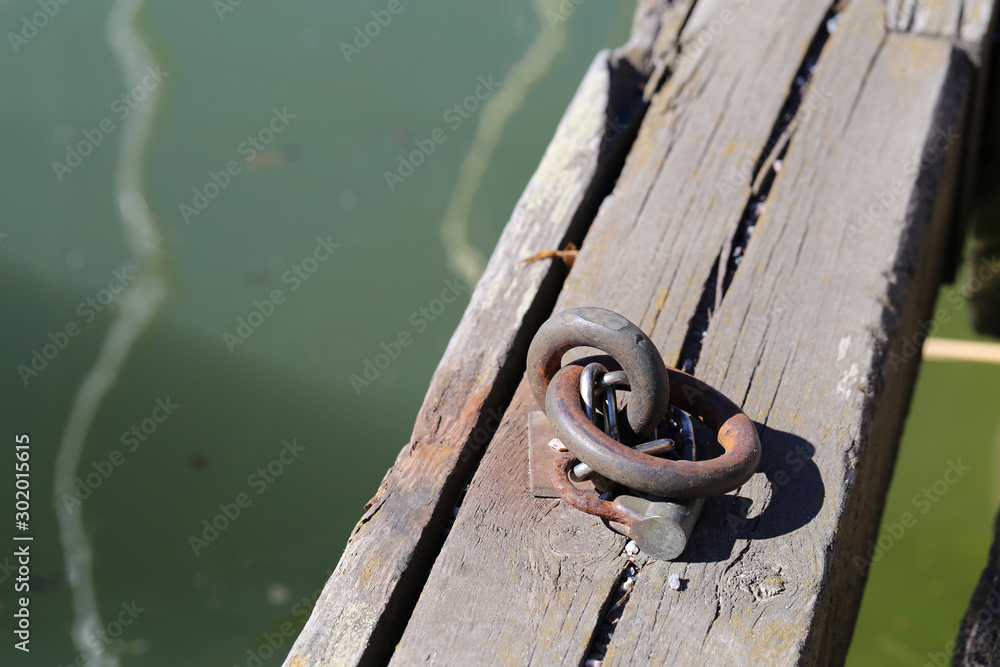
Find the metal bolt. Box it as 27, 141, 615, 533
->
608, 495, 707, 561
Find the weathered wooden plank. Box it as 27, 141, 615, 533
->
606, 11, 971, 667
283, 3, 695, 664
389, 0, 879, 663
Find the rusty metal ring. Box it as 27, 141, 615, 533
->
526, 308, 669, 440
545, 364, 760, 498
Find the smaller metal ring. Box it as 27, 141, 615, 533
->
599, 370, 630, 389
546, 364, 760, 497
579, 362, 607, 423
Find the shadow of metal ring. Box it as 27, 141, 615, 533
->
545, 364, 761, 498
526, 307, 669, 440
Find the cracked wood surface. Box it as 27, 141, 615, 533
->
288, 0, 995, 664
389, 0, 985, 665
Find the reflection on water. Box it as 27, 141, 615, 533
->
53, 1, 167, 665
439, 0, 567, 285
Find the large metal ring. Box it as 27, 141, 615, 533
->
545, 364, 760, 497
526, 307, 669, 440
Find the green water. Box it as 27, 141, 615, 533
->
1, 1, 997, 665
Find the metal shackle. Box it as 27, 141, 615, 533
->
526, 307, 670, 440
545, 364, 760, 498
549, 454, 705, 561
